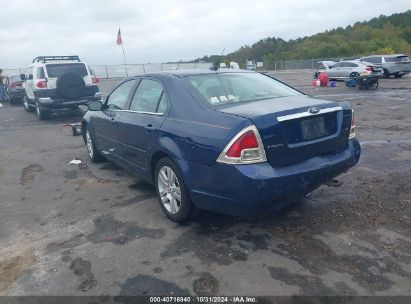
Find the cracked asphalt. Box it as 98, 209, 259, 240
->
0, 71, 410, 298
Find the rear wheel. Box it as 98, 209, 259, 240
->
85, 128, 105, 162
35, 100, 49, 120
23, 96, 34, 112
350, 72, 359, 79
394, 74, 403, 78
155, 157, 196, 223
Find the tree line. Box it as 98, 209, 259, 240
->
193, 10, 411, 68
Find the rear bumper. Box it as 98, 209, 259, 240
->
37, 92, 102, 109
9, 89, 25, 99
182, 138, 361, 217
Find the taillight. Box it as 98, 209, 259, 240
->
365, 67, 372, 71
349, 110, 355, 139
217, 125, 267, 164
11, 82, 19, 88
37, 80, 47, 88
92, 77, 100, 84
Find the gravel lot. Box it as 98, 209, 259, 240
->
0, 70, 410, 299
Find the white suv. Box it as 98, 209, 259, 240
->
23, 56, 101, 120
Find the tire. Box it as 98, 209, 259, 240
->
85, 128, 105, 162
56, 72, 86, 99
23, 96, 34, 112
4, 88, 10, 103
394, 74, 402, 78
35, 99, 49, 120
155, 157, 196, 223
383, 69, 390, 79
350, 72, 359, 79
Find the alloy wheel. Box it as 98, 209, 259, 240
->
86, 130, 94, 159
23, 98, 29, 110
157, 166, 182, 214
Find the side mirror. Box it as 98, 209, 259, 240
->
89, 100, 102, 111
20, 74, 26, 81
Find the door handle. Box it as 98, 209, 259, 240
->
111, 117, 118, 125
145, 124, 156, 132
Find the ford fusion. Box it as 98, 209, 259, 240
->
82, 70, 361, 222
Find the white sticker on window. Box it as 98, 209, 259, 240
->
210, 97, 220, 104
219, 95, 228, 102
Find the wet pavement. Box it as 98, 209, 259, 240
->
0, 71, 410, 297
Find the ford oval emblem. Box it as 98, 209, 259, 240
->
308, 107, 320, 114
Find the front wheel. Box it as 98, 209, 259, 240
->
23, 96, 34, 112
155, 157, 196, 222
85, 128, 105, 162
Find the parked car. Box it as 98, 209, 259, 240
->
4, 74, 25, 103
314, 61, 335, 79
82, 70, 360, 222
315, 60, 382, 80
359, 54, 411, 78
23, 55, 101, 120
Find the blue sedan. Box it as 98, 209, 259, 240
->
82, 70, 360, 222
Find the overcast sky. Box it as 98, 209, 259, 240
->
1, 0, 410, 68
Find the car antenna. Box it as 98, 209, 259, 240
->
210, 48, 225, 71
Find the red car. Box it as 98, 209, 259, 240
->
4, 74, 25, 104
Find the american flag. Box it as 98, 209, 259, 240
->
116, 28, 123, 45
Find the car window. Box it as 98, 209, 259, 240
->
46, 63, 88, 78
385, 56, 410, 63
342, 62, 356, 67
129, 79, 167, 113
367, 57, 382, 64
333, 62, 344, 68
106, 80, 137, 110
9, 75, 22, 82
185, 73, 301, 106
36, 67, 45, 79
27, 68, 34, 80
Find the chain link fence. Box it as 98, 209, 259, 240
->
2, 62, 212, 79
4, 54, 410, 76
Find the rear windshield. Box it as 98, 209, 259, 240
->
184, 73, 301, 106
46, 63, 88, 78
9, 75, 23, 82
385, 56, 410, 63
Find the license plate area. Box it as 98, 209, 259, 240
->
301, 117, 327, 140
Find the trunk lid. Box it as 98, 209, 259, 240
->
219, 95, 352, 167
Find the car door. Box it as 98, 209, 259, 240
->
116, 78, 168, 177
24, 67, 35, 100
327, 62, 343, 78
91, 79, 137, 159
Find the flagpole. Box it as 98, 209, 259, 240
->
121, 42, 128, 77
117, 27, 128, 77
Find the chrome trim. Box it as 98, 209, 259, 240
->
277, 106, 343, 122
166, 118, 230, 130
117, 109, 164, 116
38, 97, 53, 104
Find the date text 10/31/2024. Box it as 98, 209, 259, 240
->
149, 297, 257, 303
